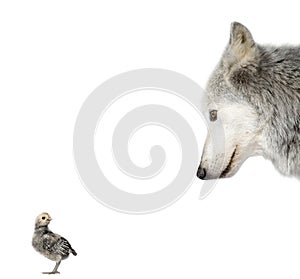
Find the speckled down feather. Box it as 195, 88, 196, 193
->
32, 228, 77, 261
32, 212, 77, 274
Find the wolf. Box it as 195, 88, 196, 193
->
197, 22, 300, 180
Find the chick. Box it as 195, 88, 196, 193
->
32, 213, 77, 274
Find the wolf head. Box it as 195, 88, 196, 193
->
198, 22, 300, 180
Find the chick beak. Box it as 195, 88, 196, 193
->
47, 217, 52, 221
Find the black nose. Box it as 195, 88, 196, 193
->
197, 167, 206, 179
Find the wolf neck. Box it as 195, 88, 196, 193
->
225, 45, 300, 177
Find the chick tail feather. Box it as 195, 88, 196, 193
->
71, 248, 77, 256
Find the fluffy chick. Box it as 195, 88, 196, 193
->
32, 212, 77, 274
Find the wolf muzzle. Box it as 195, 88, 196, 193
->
196, 166, 206, 180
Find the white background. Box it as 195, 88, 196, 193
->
1, 0, 300, 278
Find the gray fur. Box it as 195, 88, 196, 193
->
199, 22, 300, 179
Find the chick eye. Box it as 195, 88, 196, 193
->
209, 110, 217, 122
42, 216, 46, 220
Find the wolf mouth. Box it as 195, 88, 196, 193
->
220, 147, 237, 178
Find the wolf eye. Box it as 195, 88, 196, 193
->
209, 110, 217, 121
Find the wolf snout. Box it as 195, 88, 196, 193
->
197, 166, 206, 180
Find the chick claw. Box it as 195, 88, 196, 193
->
42, 271, 60, 275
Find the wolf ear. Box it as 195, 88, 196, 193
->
225, 22, 256, 66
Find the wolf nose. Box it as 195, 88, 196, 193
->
197, 167, 206, 179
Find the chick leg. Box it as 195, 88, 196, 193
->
52, 260, 61, 274
42, 260, 61, 274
